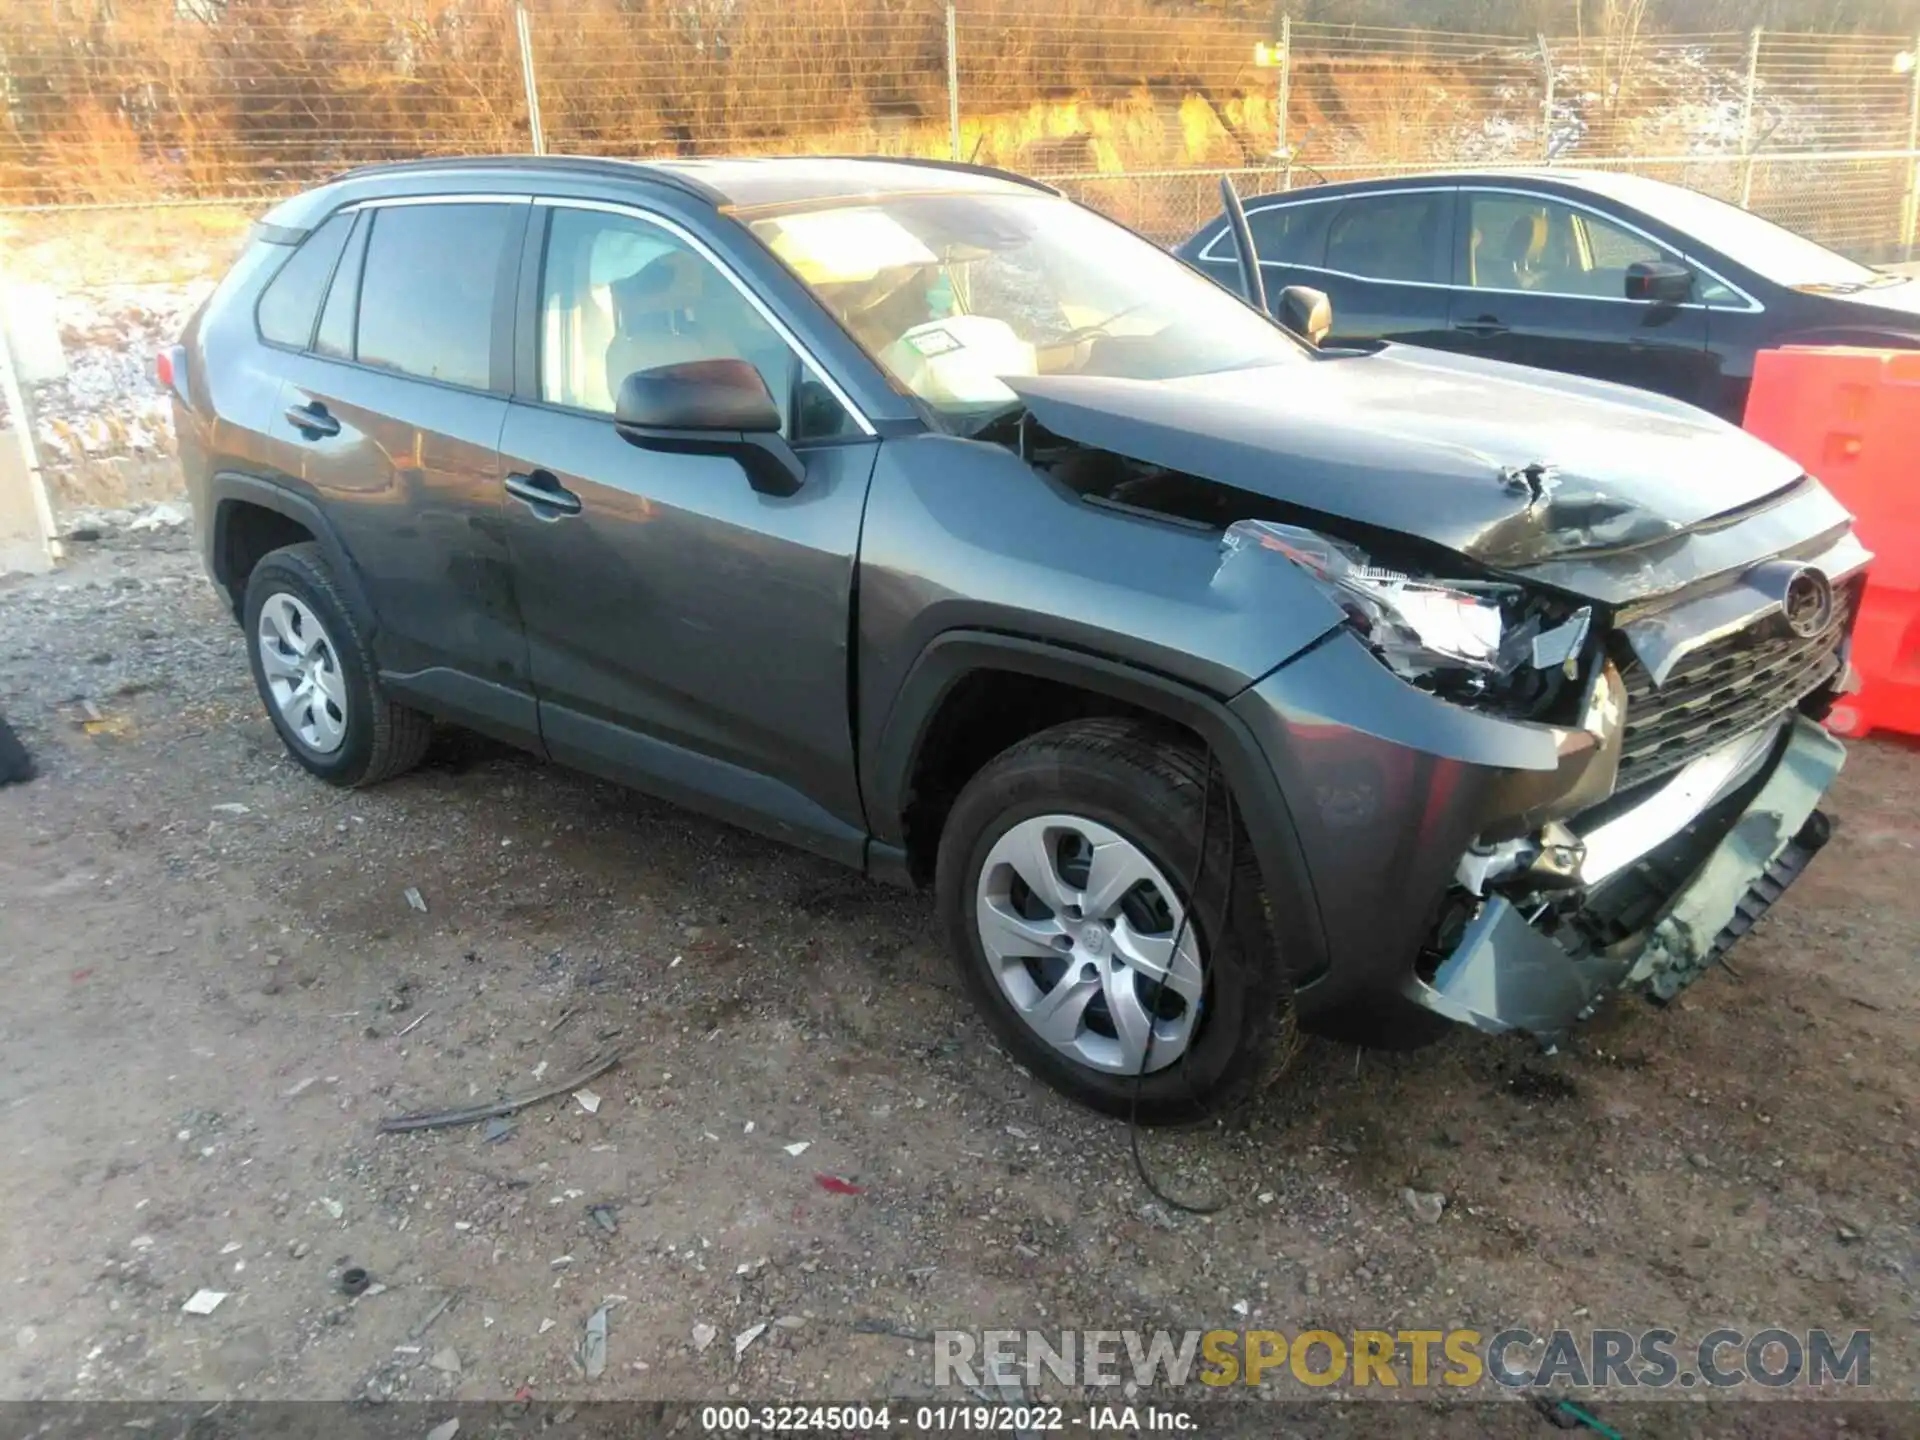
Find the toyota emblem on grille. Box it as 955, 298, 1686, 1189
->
1782, 567, 1835, 638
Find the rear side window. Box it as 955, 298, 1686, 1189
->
356, 203, 519, 391
1245, 204, 1321, 265
1325, 193, 1448, 284
256, 213, 354, 349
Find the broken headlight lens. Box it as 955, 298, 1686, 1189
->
1225, 519, 1506, 680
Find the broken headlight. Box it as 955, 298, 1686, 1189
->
1224, 519, 1591, 712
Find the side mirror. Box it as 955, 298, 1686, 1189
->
614, 359, 803, 497
1278, 285, 1333, 347
1624, 260, 1693, 306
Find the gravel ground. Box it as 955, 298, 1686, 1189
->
0, 524, 1915, 1434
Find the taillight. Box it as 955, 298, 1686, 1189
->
156, 344, 190, 406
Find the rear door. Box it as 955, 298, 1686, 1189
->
261, 196, 534, 739
495, 199, 880, 862
1446, 188, 1714, 407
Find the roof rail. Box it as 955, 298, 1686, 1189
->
324, 154, 727, 204
805, 154, 1060, 195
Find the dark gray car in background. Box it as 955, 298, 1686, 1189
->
168, 155, 1866, 1120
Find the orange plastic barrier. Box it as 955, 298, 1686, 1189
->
1744, 346, 1920, 740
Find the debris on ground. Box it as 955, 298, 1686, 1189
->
815, 1174, 863, 1195
580, 1305, 609, 1379
481, 1117, 515, 1144
691, 1322, 717, 1353
181, 1290, 227, 1316
428, 1347, 462, 1374
574, 1088, 602, 1115
425, 1420, 460, 1440
733, 1322, 767, 1359
782, 1142, 810, 1157
1403, 1187, 1447, 1224
395, 1010, 432, 1039
377, 1050, 624, 1134
404, 887, 428, 913
318, 1197, 344, 1220
338, 1267, 370, 1298
409, 1295, 455, 1339
588, 1204, 618, 1235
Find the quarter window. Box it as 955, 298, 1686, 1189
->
356, 203, 518, 390
538, 206, 855, 441
256, 212, 353, 349
1324, 194, 1448, 284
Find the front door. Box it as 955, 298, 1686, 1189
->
1312, 189, 1457, 348
498, 202, 880, 863
1447, 190, 1714, 408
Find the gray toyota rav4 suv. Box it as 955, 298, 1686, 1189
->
172, 155, 1865, 1121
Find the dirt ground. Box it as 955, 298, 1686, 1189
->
0, 525, 1915, 1433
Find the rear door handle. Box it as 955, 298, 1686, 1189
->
504, 469, 582, 516
283, 400, 340, 438
1455, 315, 1510, 338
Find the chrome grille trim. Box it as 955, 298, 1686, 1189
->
1614, 584, 1854, 793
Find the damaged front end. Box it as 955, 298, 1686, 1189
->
1199, 490, 1864, 1046
988, 365, 1865, 1046
1420, 715, 1842, 1037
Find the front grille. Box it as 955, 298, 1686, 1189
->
1615, 585, 1854, 793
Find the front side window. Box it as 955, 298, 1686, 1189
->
539, 207, 855, 441
1465, 194, 1674, 299
748, 192, 1307, 426
1324, 194, 1448, 284
356, 203, 518, 390
256, 212, 353, 349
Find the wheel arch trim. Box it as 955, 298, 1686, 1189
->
207, 472, 378, 637
864, 629, 1330, 982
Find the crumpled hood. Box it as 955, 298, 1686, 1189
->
1006, 346, 1808, 569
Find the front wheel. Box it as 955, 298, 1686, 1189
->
935, 718, 1291, 1123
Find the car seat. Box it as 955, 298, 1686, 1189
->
1500, 212, 1549, 289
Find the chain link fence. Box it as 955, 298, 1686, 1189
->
2, 2, 1916, 260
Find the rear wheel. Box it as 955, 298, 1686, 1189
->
935, 718, 1290, 1123
243, 543, 432, 788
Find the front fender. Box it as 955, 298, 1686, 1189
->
854, 433, 1346, 743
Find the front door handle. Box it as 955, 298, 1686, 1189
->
1456, 315, 1510, 338
283, 400, 340, 439
504, 469, 582, 516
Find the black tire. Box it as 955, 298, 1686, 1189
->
0, 712, 32, 786
242, 542, 433, 788
935, 717, 1291, 1124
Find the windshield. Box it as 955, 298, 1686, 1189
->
747, 192, 1306, 425
1644, 185, 1890, 291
